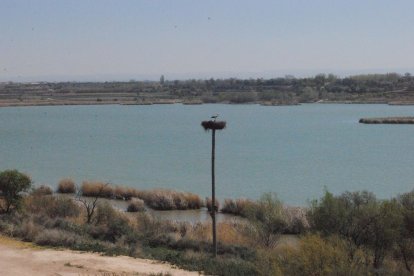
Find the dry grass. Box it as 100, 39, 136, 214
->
57, 178, 76, 194
217, 222, 251, 246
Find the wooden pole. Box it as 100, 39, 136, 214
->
201, 119, 225, 258
211, 128, 217, 257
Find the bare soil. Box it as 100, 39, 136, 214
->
0, 235, 199, 276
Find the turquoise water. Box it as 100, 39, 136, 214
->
1, 104, 414, 206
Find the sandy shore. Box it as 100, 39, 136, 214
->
0, 235, 199, 276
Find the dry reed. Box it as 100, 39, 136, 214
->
81, 181, 113, 198
205, 197, 220, 212
57, 178, 76, 193
138, 189, 203, 210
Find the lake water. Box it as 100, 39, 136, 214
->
1, 104, 414, 206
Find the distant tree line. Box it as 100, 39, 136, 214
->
1, 72, 414, 104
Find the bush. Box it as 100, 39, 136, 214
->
31, 185, 53, 196
277, 234, 368, 276
24, 195, 80, 218
283, 206, 309, 234
0, 170, 32, 213
57, 178, 76, 193
221, 198, 255, 216
16, 219, 42, 241
34, 229, 77, 247
127, 198, 146, 212
90, 202, 132, 243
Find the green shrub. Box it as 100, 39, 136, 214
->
277, 234, 368, 276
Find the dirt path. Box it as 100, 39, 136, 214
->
0, 236, 200, 276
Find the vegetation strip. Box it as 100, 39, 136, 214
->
2, 169, 414, 275
359, 117, 414, 124
1, 73, 414, 106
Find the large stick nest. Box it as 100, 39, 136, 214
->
201, 120, 226, 130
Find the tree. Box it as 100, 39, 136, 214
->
395, 191, 414, 272
308, 190, 402, 269
0, 169, 31, 213
76, 183, 108, 224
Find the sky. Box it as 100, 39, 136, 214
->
1, 0, 413, 82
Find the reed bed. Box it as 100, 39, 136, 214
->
113, 186, 139, 200
80, 181, 113, 198
77, 181, 202, 210
205, 197, 220, 212
138, 189, 203, 210
56, 178, 76, 193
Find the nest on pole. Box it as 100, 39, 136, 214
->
201, 120, 226, 131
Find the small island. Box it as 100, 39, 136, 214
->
359, 117, 414, 124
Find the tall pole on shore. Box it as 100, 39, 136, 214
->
211, 127, 217, 257
201, 116, 226, 258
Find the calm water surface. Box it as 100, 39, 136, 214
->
1, 104, 414, 206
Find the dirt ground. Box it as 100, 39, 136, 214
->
0, 236, 200, 276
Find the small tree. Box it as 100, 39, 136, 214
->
76, 182, 108, 224
0, 169, 32, 213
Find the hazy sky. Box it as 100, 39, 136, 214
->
1, 0, 413, 81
